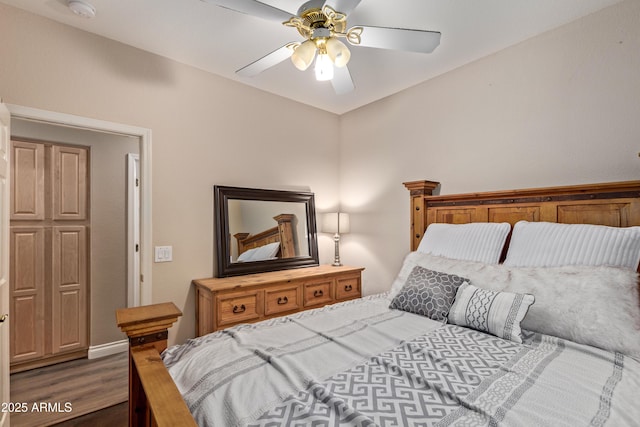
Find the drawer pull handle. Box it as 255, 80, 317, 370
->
232, 304, 246, 314
344, 284, 353, 292
277, 296, 288, 305
313, 290, 324, 297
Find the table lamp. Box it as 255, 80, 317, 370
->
321, 212, 350, 266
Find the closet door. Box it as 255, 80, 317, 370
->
51, 144, 88, 354
9, 227, 45, 363
9, 140, 89, 370
53, 145, 87, 221
52, 226, 87, 354
11, 141, 44, 221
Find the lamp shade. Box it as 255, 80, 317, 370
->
326, 37, 351, 67
291, 40, 316, 71
322, 212, 350, 234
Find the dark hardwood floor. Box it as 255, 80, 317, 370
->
52, 402, 128, 427
10, 352, 128, 427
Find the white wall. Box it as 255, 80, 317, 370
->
339, 0, 640, 295
0, 3, 340, 345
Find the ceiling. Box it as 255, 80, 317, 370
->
2, 0, 624, 114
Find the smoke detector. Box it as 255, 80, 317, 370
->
68, 1, 96, 19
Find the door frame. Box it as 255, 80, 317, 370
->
127, 153, 140, 307
0, 102, 11, 427
6, 104, 153, 306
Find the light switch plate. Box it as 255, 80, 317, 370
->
154, 246, 173, 262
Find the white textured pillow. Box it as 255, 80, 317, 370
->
447, 282, 534, 343
237, 247, 258, 262
388, 252, 640, 358
250, 242, 280, 261
236, 242, 280, 262
417, 222, 511, 264
504, 221, 640, 269
504, 265, 640, 359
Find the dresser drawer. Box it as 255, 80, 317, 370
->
216, 291, 262, 327
265, 285, 301, 316
303, 279, 333, 307
194, 266, 364, 335
335, 275, 361, 300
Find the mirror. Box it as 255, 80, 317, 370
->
214, 185, 319, 277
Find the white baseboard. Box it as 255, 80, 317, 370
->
88, 339, 129, 359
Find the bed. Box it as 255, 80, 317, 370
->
234, 214, 296, 262
116, 180, 640, 427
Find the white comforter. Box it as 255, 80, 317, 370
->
163, 294, 640, 426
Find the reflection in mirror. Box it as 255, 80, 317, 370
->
228, 199, 310, 262
214, 186, 319, 277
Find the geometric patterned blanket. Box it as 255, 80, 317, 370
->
164, 295, 640, 427
253, 326, 636, 427
252, 325, 522, 426
250, 325, 515, 426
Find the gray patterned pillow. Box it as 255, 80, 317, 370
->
447, 282, 535, 343
389, 266, 468, 321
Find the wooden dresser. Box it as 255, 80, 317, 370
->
193, 265, 364, 336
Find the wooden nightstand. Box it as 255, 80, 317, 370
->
193, 265, 364, 336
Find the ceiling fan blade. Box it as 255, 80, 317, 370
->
202, 0, 293, 22
236, 44, 296, 77
331, 66, 354, 94
351, 26, 441, 53
323, 0, 362, 16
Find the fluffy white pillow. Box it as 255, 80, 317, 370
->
504, 264, 640, 359
504, 220, 640, 269
388, 252, 640, 358
417, 222, 511, 264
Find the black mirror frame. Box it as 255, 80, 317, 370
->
214, 185, 319, 277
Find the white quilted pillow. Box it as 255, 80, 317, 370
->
504, 221, 640, 269
417, 222, 511, 264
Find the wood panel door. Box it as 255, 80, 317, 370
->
11, 140, 44, 221
52, 226, 87, 353
9, 140, 89, 371
53, 145, 87, 221
9, 227, 45, 363
0, 102, 11, 427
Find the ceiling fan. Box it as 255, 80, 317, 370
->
202, 0, 441, 94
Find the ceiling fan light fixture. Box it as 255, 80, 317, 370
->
326, 37, 350, 68
315, 52, 334, 81
291, 39, 316, 71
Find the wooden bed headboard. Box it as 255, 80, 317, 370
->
234, 213, 296, 258
404, 180, 640, 252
